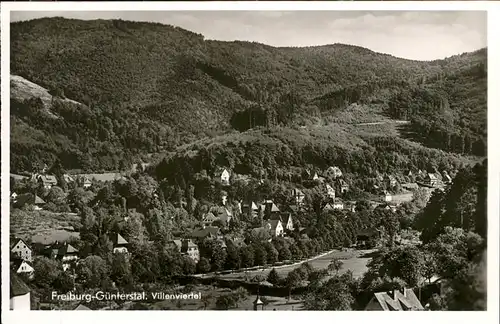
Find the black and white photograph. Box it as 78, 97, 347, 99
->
1, 3, 496, 320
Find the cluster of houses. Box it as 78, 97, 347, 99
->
10, 169, 130, 210
9, 232, 130, 310
10, 162, 455, 310
167, 165, 455, 265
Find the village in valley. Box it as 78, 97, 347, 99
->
10, 160, 454, 311
7, 12, 487, 312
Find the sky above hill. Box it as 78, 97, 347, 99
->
10, 11, 486, 61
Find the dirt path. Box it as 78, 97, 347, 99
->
356, 120, 409, 126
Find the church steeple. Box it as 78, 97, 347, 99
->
253, 288, 264, 311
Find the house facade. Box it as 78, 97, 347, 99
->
215, 168, 231, 186
266, 220, 284, 237
110, 233, 129, 254
338, 179, 349, 194
12, 260, 34, 279
332, 199, 344, 210
202, 212, 218, 227
37, 174, 58, 189
43, 242, 79, 271
80, 176, 92, 188
11, 238, 32, 262
325, 184, 336, 200
283, 214, 294, 231
182, 239, 200, 263
242, 201, 259, 218
263, 200, 280, 219
424, 173, 439, 187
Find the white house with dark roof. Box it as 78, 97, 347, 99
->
338, 179, 349, 194
11, 238, 32, 262
266, 219, 284, 237
242, 201, 259, 218
332, 198, 344, 210
43, 242, 79, 271
262, 200, 280, 218
171, 239, 200, 263
202, 212, 218, 227
77, 175, 92, 188
325, 184, 336, 200
214, 167, 231, 186
424, 173, 439, 187
283, 214, 294, 231
110, 233, 129, 254
11, 259, 34, 279
37, 174, 58, 189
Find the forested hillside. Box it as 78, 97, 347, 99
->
10, 17, 487, 173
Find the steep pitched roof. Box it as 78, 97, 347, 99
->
171, 239, 182, 250
214, 167, 230, 177
10, 272, 31, 297
15, 193, 46, 206
263, 201, 280, 213
426, 173, 438, 180
371, 289, 424, 311
191, 226, 220, 238
74, 304, 92, 310
10, 238, 29, 250
202, 212, 218, 223
11, 259, 30, 271
57, 243, 79, 256
10, 173, 29, 181
110, 233, 128, 246
38, 174, 58, 185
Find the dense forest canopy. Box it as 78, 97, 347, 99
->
10, 17, 486, 173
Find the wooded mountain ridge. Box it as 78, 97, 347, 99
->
10, 17, 487, 173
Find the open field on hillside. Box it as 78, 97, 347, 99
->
10, 209, 80, 243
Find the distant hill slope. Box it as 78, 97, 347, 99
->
10, 17, 487, 173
